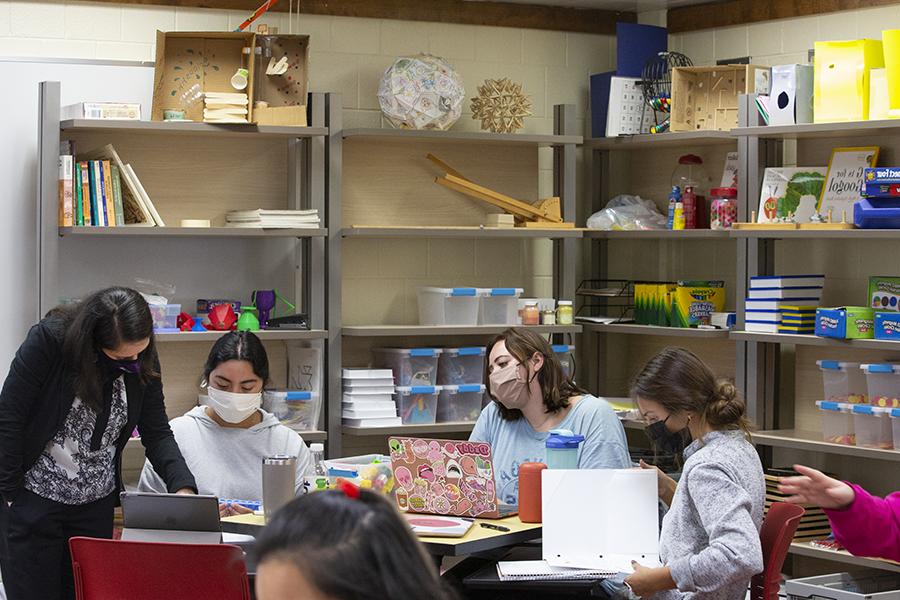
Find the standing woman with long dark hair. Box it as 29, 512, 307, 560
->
0, 287, 197, 600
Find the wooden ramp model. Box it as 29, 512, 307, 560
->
427, 154, 575, 228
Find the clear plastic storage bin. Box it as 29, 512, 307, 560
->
149, 303, 181, 331
786, 570, 900, 600
263, 390, 322, 432
553, 344, 576, 378
893, 408, 900, 451
373, 348, 442, 387
438, 347, 486, 385
418, 287, 479, 326
817, 360, 866, 404
852, 404, 894, 449
862, 363, 900, 408
437, 384, 485, 422
817, 401, 855, 445
478, 288, 524, 325
395, 386, 440, 424
322, 454, 395, 495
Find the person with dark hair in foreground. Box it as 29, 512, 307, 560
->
0, 287, 196, 600
254, 484, 458, 600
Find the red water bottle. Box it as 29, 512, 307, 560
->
518, 462, 547, 523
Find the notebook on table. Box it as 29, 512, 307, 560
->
496, 560, 614, 581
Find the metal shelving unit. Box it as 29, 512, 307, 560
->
733, 119, 900, 141
342, 226, 583, 239
582, 322, 731, 338
730, 229, 900, 239
584, 229, 729, 239
788, 542, 900, 573
343, 422, 476, 436
60, 118, 329, 139
342, 324, 582, 337
753, 429, 900, 462
155, 329, 328, 343
731, 331, 900, 350
343, 127, 582, 147
586, 131, 735, 150
59, 226, 328, 238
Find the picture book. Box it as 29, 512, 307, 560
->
58, 154, 74, 227
819, 147, 879, 219
73, 161, 83, 227
78, 145, 156, 227
111, 165, 125, 226
79, 162, 91, 226
756, 167, 826, 223
101, 160, 116, 227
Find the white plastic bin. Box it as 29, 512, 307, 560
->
553, 344, 576, 378
437, 347, 486, 386
816, 401, 855, 445
852, 404, 894, 449
817, 360, 866, 404
395, 386, 440, 424
478, 288, 523, 325
418, 287, 479, 326
437, 384, 485, 422
861, 363, 900, 408
373, 348, 442, 387
893, 409, 900, 451
263, 390, 322, 432
786, 571, 900, 600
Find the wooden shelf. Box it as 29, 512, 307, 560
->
342, 422, 476, 436
343, 128, 581, 146
342, 325, 582, 337
342, 226, 582, 239
752, 429, 900, 462
60, 119, 328, 139
733, 119, 900, 141
585, 229, 731, 239
731, 331, 900, 351
789, 542, 900, 573
729, 229, 896, 239
586, 131, 735, 150
156, 329, 328, 343
60, 227, 327, 238
583, 322, 732, 338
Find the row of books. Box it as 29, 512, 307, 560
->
59, 142, 164, 228
341, 369, 401, 428
745, 275, 824, 334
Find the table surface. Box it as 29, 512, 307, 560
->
221, 513, 542, 557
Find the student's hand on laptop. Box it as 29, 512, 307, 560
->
219, 502, 253, 518
175, 487, 196, 495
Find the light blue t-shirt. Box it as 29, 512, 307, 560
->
470, 395, 632, 506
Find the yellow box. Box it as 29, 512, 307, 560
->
814, 39, 884, 123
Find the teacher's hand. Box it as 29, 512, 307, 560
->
175, 487, 196, 495
624, 563, 675, 598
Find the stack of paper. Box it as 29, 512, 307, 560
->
496, 561, 613, 582
225, 209, 320, 229
342, 369, 401, 427
203, 92, 249, 124
745, 275, 824, 334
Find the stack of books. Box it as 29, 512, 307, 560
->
745, 275, 824, 334
225, 209, 320, 229
203, 92, 249, 124
342, 369, 401, 428
765, 469, 832, 542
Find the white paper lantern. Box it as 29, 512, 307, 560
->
377, 54, 465, 131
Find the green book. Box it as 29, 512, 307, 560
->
74, 162, 84, 226
110, 165, 125, 226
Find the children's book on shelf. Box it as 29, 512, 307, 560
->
61, 102, 141, 121
819, 147, 879, 219
58, 154, 74, 227
78, 145, 161, 227
756, 167, 826, 223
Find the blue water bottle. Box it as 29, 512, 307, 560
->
545, 429, 585, 469
667, 186, 681, 230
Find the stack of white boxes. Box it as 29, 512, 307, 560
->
744, 275, 824, 334
341, 369, 401, 428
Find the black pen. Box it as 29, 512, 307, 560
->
480, 523, 510, 532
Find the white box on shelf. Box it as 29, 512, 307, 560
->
769, 64, 814, 126
606, 77, 654, 137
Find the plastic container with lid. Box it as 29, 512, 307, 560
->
521, 302, 540, 325
373, 348, 442, 387
545, 429, 585, 469
552, 344, 576, 378
417, 287, 479, 326
557, 300, 574, 325
892, 408, 900, 450
149, 303, 182, 332
394, 386, 440, 424
816, 401, 855, 445
709, 187, 738, 230
321, 454, 395, 495
437, 384, 485, 422
262, 390, 322, 432
437, 347, 486, 386
785, 570, 900, 600
817, 360, 867, 404
852, 404, 894, 449
861, 363, 900, 408
477, 287, 524, 325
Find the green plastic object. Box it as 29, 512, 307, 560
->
237, 306, 260, 331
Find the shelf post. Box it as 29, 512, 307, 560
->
38, 81, 61, 318
325, 93, 343, 458
553, 104, 577, 305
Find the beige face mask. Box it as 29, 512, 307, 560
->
489, 360, 534, 410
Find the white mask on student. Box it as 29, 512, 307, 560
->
206, 386, 262, 424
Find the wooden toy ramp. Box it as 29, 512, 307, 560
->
427, 154, 575, 228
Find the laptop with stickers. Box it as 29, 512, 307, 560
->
388, 436, 516, 520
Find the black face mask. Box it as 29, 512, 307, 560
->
646, 415, 691, 456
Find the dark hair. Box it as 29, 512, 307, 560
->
52, 287, 157, 412
630, 347, 751, 433
254, 490, 457, 600
485, 327, 588, 421
202, 331, 269, 385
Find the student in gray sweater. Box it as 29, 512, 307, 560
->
624, 348, 765, 600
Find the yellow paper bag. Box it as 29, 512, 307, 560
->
814, 39, 885, 123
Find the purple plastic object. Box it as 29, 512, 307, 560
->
253, 290, 277, 328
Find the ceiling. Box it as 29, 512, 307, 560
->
466, 0, 711, 11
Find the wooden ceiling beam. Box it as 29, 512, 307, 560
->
94, 0, 635, 34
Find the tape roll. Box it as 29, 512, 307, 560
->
180, 219, 211, 228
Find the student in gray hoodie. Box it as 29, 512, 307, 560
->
623, 347, 765, 600
139, 332, 313, 515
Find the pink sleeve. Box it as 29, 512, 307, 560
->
824, 484, 900, 562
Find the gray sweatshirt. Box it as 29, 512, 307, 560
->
656, 430, 765, 600
138, 406, 314, 501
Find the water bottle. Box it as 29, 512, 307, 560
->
518, 462, 547, 523
262, 455, 297, 521
309, 443, 330, 492
545, 429, 584, 469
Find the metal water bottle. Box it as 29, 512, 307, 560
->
262, 455, 296, 521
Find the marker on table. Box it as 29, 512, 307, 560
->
480, 523, 510, 532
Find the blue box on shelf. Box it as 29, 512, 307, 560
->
875, 311, 900, 340
854, 197, 900, 229
815, 307, 875, 339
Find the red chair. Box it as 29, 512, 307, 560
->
69, 537, 251, 600
750, 502, 806, 600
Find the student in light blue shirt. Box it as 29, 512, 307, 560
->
470, 328, 632, 506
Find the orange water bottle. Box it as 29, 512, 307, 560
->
518, 462, 547, 523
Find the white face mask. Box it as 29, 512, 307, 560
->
205, 386, 262, 424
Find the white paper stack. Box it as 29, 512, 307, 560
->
203, 92, 249, 124
745, 274, 824, 334
225, 209, 321, 229
342, 369, 401, 427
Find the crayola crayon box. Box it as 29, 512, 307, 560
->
672, 280, 726, 327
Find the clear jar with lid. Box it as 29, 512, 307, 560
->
541, 310, 556, 325
522, 303, 540, 326
556, 300, 574, 325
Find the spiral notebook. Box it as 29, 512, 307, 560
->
496, 560, 614, 581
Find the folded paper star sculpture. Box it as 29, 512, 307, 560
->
470, 78, 533, 134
